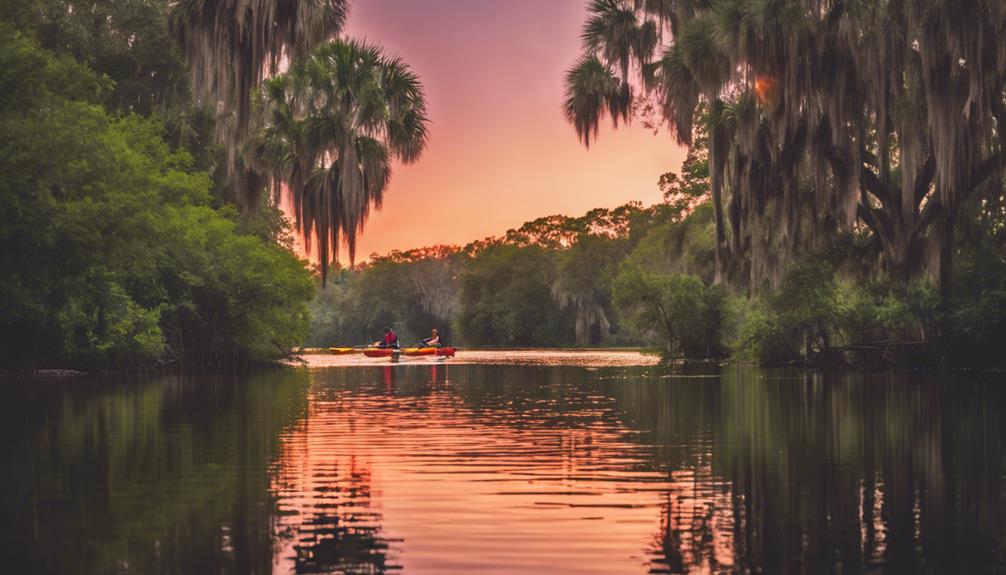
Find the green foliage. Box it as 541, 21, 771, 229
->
304, 198, 724, 353
738, 260, 840, 365
458, 246, 573, 347
738, 261, 947, 367
613, 264, 729, 358
553, 234, 624, 345
946, 206, 1006, 367
154, 204, 314, 366
307, 268, 363, 346
29, 0, 191, 115
17, 0, 219, 171
626, 201, 716, 283
658, 106, 710, 219
0, 23, 313, 368
307, 246, 462, 347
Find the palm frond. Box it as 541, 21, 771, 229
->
563, 54, 632, 147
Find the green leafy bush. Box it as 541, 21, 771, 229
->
737, 261, 839, 365
613, 264, 729, 358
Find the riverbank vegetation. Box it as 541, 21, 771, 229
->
3, 1, 1004, 371
309, 174, 1005, 368
0, 0, 428, 369
310, 105, 1006, 369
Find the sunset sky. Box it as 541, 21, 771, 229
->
328, 0, 686, 261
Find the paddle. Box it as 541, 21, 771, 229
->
330, 344, 400, 355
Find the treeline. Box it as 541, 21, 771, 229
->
0, 1, 315, 369
311, 122, 1006, 369
306, 182, 716, 352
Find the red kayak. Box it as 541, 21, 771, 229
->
363, 348, 398, 358
403, 347, 456, 357
364, 347, 456, 358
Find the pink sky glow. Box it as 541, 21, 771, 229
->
301, 0, 686, 262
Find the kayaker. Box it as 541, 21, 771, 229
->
374, 327, 400, 349
421, 328, 442, 348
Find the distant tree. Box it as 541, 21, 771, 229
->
458, 246, 572, 347
552, 235, 623, 345
504, 214, 583, 249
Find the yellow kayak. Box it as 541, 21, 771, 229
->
402, 347, 436, 356
329, 347, 359, 355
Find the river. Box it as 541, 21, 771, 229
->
3, 351, 1004, 573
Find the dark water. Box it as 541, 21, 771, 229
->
3, 355, 1005, 574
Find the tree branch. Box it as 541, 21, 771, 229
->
857, 199, 893, 248
861, 162, 895, 210
913, 197, 944, 241
970, 150, 1003, 194
913, 155, 936, 207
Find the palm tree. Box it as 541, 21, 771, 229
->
168, 0, 348, 206
564, 0, 1006, 292
249, 39, 429, 282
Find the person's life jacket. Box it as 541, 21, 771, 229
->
384, 331, 398, 346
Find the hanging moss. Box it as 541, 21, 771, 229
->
564, 0, 1006, 293
168, 0, 348, 205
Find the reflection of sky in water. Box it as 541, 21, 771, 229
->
6, 359, 1006, 574
266, 359, 1006, 574
271, 361, 673, 574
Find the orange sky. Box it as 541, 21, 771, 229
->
324, 0, 685, 262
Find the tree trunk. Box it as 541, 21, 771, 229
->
924, 208, 956, 300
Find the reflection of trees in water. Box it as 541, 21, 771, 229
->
271, 383, 402, 574
617, 367, 1006, 573
271, 457, 401, 574
0, 370, 311, 574
25, 363, 1006, 573
306, 364, 1006, 573
646, 468, 736, 574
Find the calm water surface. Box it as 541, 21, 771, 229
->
3, 351, 1005, 574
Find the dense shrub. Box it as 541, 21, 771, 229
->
613, 264, 729, 358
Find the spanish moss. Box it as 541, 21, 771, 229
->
565, 0, 1006, 292
168, 0, 348, 206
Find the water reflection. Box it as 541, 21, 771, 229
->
271, 381, 402, 573
0, 370, 315, 573
2, 357, 1005, 574
620, 367, 1006, 573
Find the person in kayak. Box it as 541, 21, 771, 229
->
374, 327, 400, 349
421, 328, 442, 348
